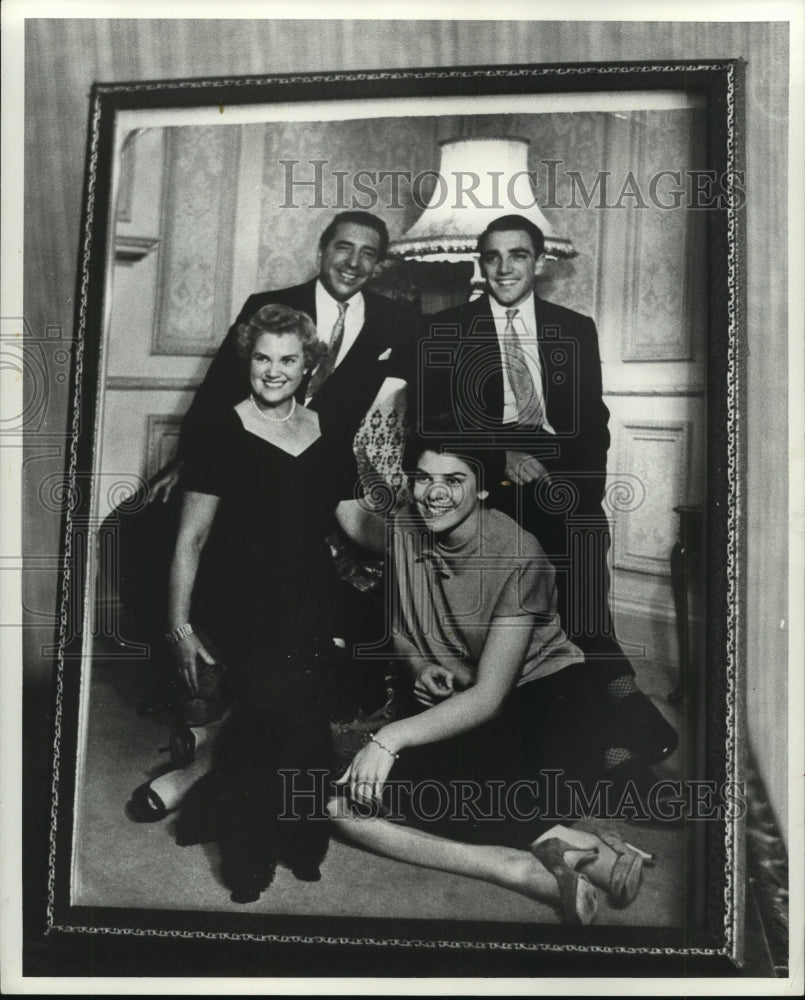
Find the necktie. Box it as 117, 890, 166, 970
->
502, 307, 543, 429
307, 301, 348, 399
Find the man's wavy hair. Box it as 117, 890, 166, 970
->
319, 211, 390, 259
236, 303, 327, 370
476, 214, 545, 257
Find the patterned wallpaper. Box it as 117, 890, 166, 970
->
257, 116, 440, 290
156, 125, 240, 354
623, 110, 706, 360
251, 109, 700, 333
132, 108, 702, 361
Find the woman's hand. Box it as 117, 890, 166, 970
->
171, 633, 216, 697
147, 463, 182, 504
334, 732, 399, 807
414, 663, 459, 706
168, 491, 219, 693
384, 617, 535, 754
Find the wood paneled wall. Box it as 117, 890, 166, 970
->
22, 19, 790, 842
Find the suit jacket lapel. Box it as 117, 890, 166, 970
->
296, 280, 319, 402
457, 295, 505, 421
534, 295, 573, 433
300, 278, 318, 322
464, 294, 498, 340
533, 295, 551, 402
353, 291, 383, 355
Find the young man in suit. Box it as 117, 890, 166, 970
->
416, 214, 677, 779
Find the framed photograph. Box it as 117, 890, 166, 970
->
47, 60, 745, 965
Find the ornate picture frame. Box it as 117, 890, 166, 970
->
46, 60, 746, 970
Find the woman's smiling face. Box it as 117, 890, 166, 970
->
412, 450, 487, 541
249, 331, 306, 408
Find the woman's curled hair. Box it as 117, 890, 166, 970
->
236, 303, 327, 370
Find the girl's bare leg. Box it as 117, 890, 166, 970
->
326, 796, 561, 905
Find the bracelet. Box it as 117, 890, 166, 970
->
165, 622, 194, 645
369, 733, 399, 760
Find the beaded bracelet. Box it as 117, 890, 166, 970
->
165, 622, 194, 645
369, 733, 399, 760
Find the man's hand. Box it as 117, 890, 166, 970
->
505, 450, 551, 486
146, 463, 182, 505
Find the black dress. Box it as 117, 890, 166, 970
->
177, 407, 359, 901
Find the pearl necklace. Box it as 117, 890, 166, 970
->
250, 393, 296, 423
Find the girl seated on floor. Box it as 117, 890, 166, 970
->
329, 415, 654, 925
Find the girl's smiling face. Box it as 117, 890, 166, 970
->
412, 450, 488, 543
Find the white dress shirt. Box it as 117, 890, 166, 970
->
489, 292, 555, 434
315, 280, 365, 367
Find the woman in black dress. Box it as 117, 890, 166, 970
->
155, 303, 364, 903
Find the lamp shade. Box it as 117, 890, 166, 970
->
389, 137, 576, 262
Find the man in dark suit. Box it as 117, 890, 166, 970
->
416, 214, 677, 773
180, 210, 413, 461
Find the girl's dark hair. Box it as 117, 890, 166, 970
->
403, 412, 504, 492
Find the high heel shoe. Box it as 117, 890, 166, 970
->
572, 820, 655, 908
129, 763, 209, 823
530, 837, 599, 925
167, 726, 197, 769
129, 781, 168, 822
163, 717, 225, 769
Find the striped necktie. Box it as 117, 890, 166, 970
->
307, 301, 348, 399
502, 307, 543, 429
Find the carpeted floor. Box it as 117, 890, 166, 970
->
71, 651, 689, 930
